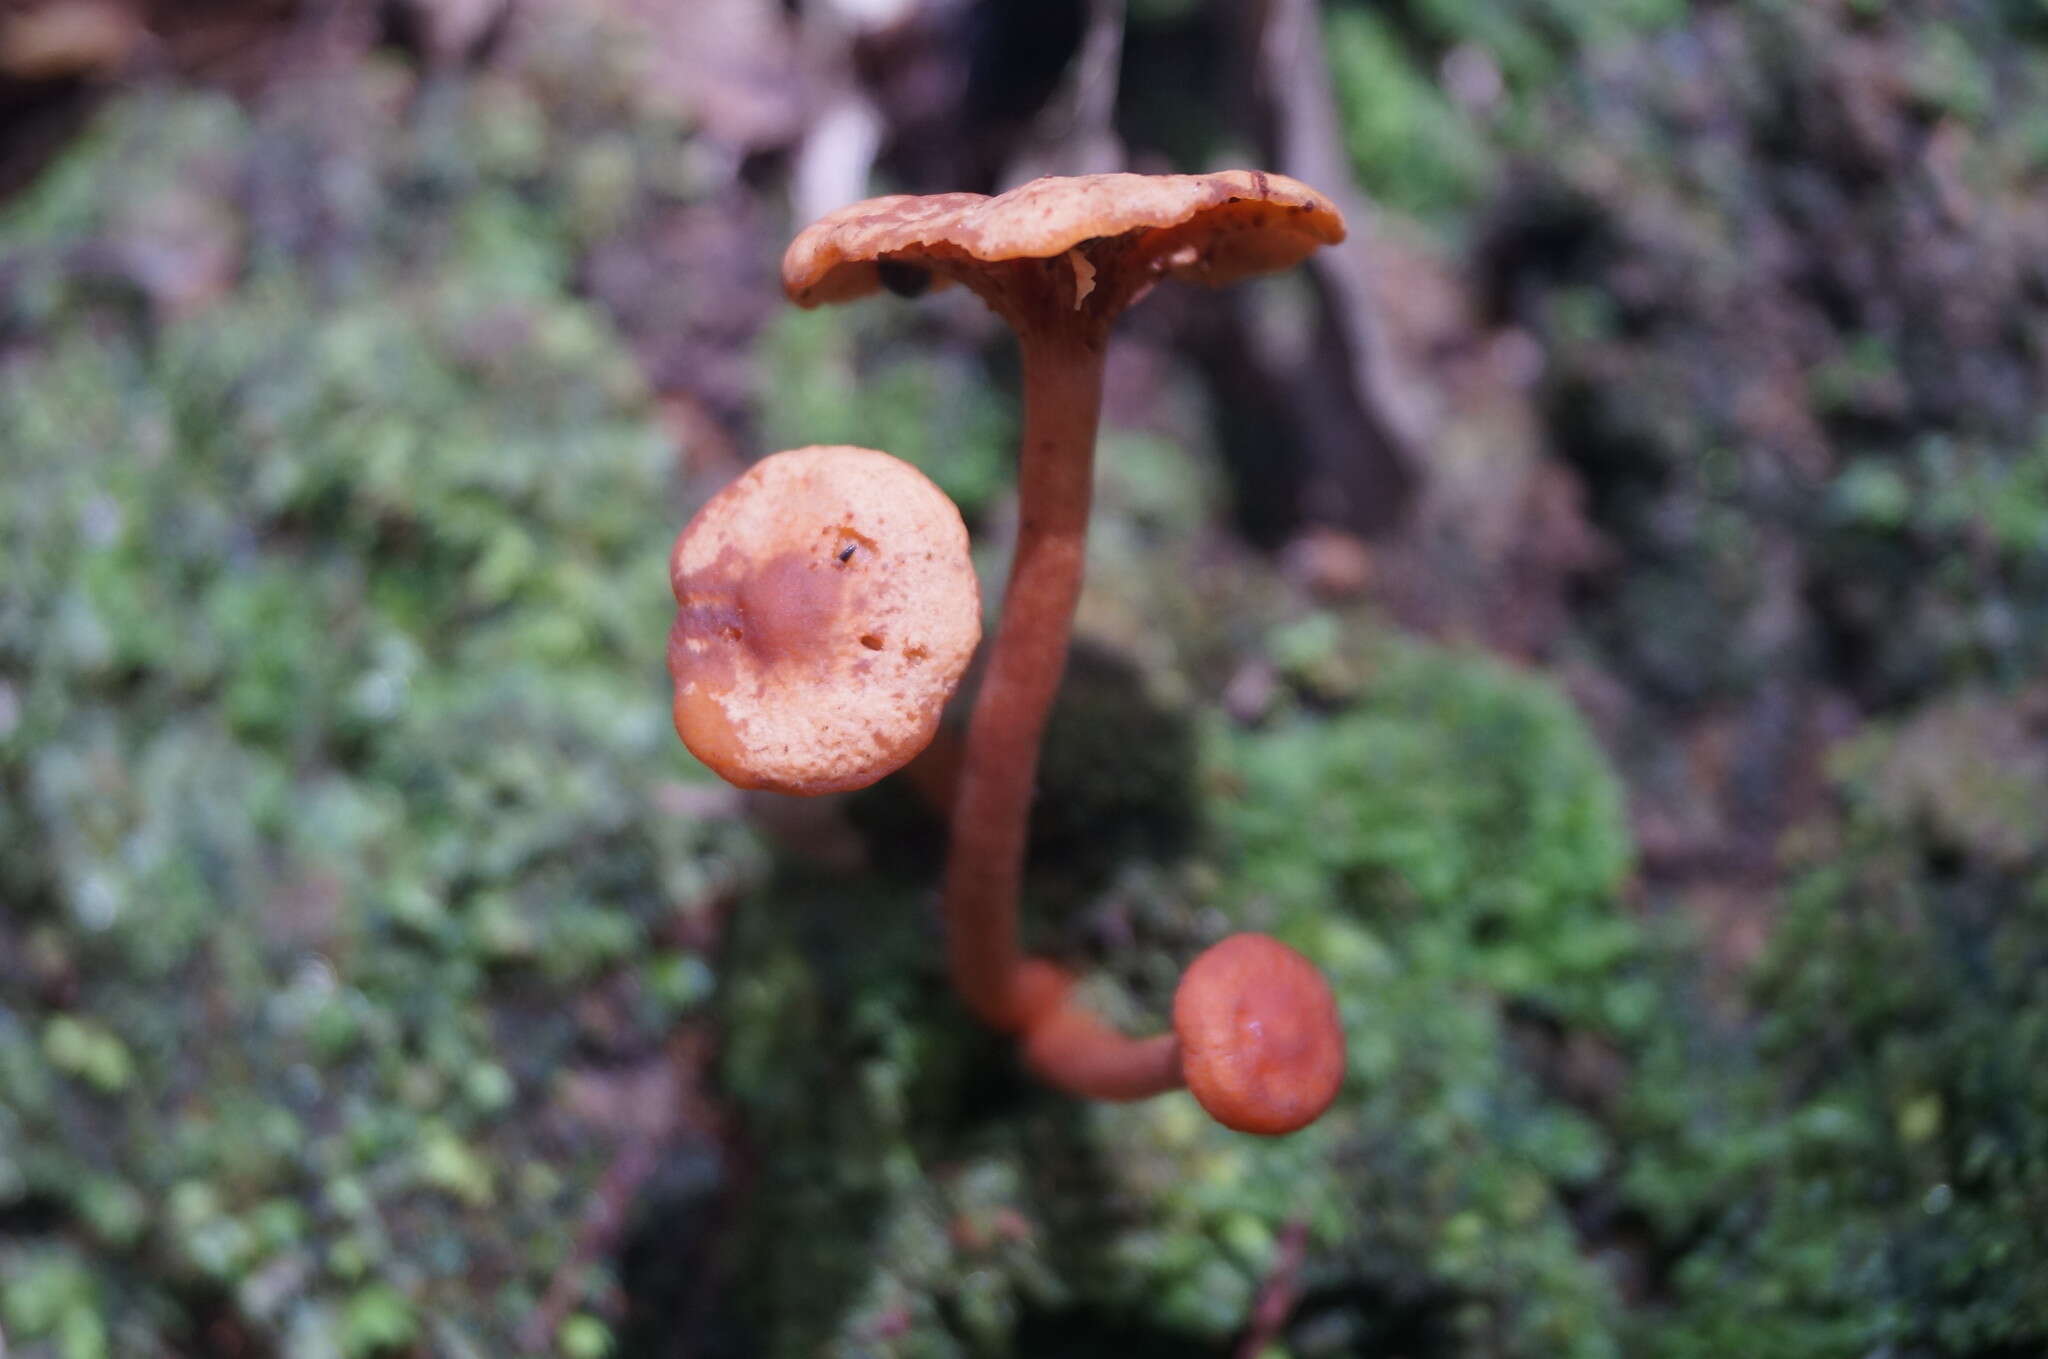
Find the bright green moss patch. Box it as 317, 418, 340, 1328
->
1323, 7, 1494, 222
0, 79, 754, 1351
719, 620, 1645, 1357
757, 307, 1015, 521
1214, 633, 1638, 1028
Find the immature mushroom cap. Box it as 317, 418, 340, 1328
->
667, 445, 980, 796
1173, 933, 1345, 1136
783, 170, 1346, 324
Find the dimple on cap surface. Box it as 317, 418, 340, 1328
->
667, 446, 981, 795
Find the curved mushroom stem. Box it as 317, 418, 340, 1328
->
937, 314, 1339, 1133
1013, 959, 1184, 1101
1025, 1010, 1184, 1101
943, 325, 1107, 1031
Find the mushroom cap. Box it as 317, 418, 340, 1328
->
1173, 933, 1345, 1136
668, 445, 981, 796
783, 170, 1345, 312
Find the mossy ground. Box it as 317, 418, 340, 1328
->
4, 2, 2048, 1356
1, 72, 752, 1357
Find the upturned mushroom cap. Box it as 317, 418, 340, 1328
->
1173, 933, 1345, 1136
783, 170, 1345, 325
668, 446, 981, 795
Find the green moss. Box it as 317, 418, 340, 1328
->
1404, 0, 1685, 90
1907, 22, 1997, 123
726, 572, 2048, 1353
1218, 632, 1638, 1028
757, 307, 1014, 521
1472, 2, 2048, 709
0, 72, 753, 1351
721, 621, 1643, 1356
1632, 694, 2048, 1355
1, 1245, 110, 1359
1324, 7, 1494, 222
1322, 0, 1687, 203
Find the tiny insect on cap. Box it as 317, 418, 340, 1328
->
667, 446, 981, 796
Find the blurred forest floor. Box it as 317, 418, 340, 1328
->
4, 0, 2048, 1356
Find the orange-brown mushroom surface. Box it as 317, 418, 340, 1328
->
775, 173, 1348, 1128
667, 445, 980, 796
783, 170, 1345, 321
1173, 933, 1345, 1136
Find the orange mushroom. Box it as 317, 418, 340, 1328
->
782, 172, 1349, 1133
667, 445, 980, 795
1174, 934, 1345, 1136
